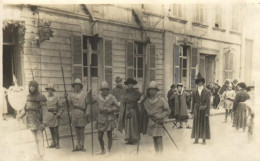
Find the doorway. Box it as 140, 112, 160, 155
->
200, 54, 216, 85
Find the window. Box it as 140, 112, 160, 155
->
179, 46, 188, 79
83, 36, 98, 77
194, 4, 204, 23
134, 42, 144, 78
215, 5, 223, 28
224, 50, 234, 80
231, 5, 240, 31
172, 4, 183, 18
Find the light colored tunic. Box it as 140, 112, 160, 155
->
223, 90, 236, 110
91, 94, 120, 132
143, 96, 171, 137
44, 95, 64, 127
68, 91, 88, 127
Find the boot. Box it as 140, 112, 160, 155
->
193, 139, 198, 144
96, 150, 105, 155
56, 141, 60, 149
81, 145, 86, 152
202, 139, 206, 145
48, 141, 56, 148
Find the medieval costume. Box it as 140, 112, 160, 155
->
167, 84, 176, 119
174, 83, 190, 129
17, 80, 47, 160
67, 78, 88, 152
143, 81, 171, 153
111, 76, 125, 139
191, 73, 211, 144
222, 83, 236, 123
233, 82, 250, 131
118, 78, 143, 144
91, 81, 120, 154
44, 83, 64, 149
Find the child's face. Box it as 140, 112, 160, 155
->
29, 85, 35, 93
47, 89, 54, 95
149, 89, 157, 97
177, 86, 182, 91
74, 84, 82, 91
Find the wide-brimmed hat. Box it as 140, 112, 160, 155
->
195, 72, 205, 84
124, 78, 137, 85
170, 84, 175, 89
45, 83, 56, 91
100, 81, 109, 90
72, 78, 83, 88
177, 83, 184, 87
236, 82, 247, 89
115, 76, 123, 83
147, 81, 160, 91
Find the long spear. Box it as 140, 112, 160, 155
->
59, 52, 75, 150
87, 39, 94, 156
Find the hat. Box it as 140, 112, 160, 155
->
170, 84, 175, 89
195, 72, 205, 84
100, 81, 109, 90
124, 78, 137, 85
147, 81, 160, 91
115, 76, 123, 83
236, 82, 247, 89
45, 83, 56, 91
177, 83, 184, 87
72, 78, 83, 88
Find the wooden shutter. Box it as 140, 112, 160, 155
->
149, 44, 156, 81
174, 45, 180, 84
191, 48, 198, 89
104, 39, 113, 89
224, 51, 233, 80
72, 36, 82, 80
126, 41, 134, 79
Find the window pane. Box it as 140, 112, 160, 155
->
134, 57, 137, 68
183, 59, 187, 68
137, 43, 143, 55
83, 53, 87, 66
138, 57, 143, 68
91, 68, 98, 77
91, 54, 98, 66
3, 26, 14, 44
183, 47, 187, 56
183, 69, 187, 77
83, 67, 88, 77
83, 37, 88, 49
138, 69, 143, 78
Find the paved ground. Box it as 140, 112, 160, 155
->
1, 112, 259, 161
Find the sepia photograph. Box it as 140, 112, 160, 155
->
0, 0, 260, 161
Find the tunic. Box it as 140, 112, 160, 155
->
223, 90, 236, 110
191, 88, 211, 139
174, 91, 189, 121
68, 91, 88, 127
92, 94, 120, 132
167, 89, 175, 118
233, 90, 250, 129
118, 88, 142, 142
44, 95, 64, 127
111, 86, 126, 102
25, 93, 47, 130
143, 96, 171, 137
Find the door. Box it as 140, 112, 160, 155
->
200, 54, 215, 85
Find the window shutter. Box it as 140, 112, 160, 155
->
174, 45, 180, 84
126, 41, 134, 79
104, 39, 113, 88
229, 52, 234, 78
191, 47, 198, 89
149, 44, 156, 81
72, 36, 82, 80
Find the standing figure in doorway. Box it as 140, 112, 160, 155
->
118, 78, 143, 144
17, 80, 47, 160
90, 81, 120, 155
44, 83, 64, 149
191, 73, 211, 145
111, 76, 125, 139
222, 83, 236, 123
174, 83, 190, 129
65, 78, 88, 152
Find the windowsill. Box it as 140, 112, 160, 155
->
229, 30, 241, 36
168, 16, 187, 24
192, 22, 209, 29
212, 27, 226, 32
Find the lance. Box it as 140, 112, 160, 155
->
86, 39, 94, 156
59, 52, 75, 150
28, 56, 49, 147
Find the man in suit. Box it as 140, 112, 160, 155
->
191, 73, 211, 145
